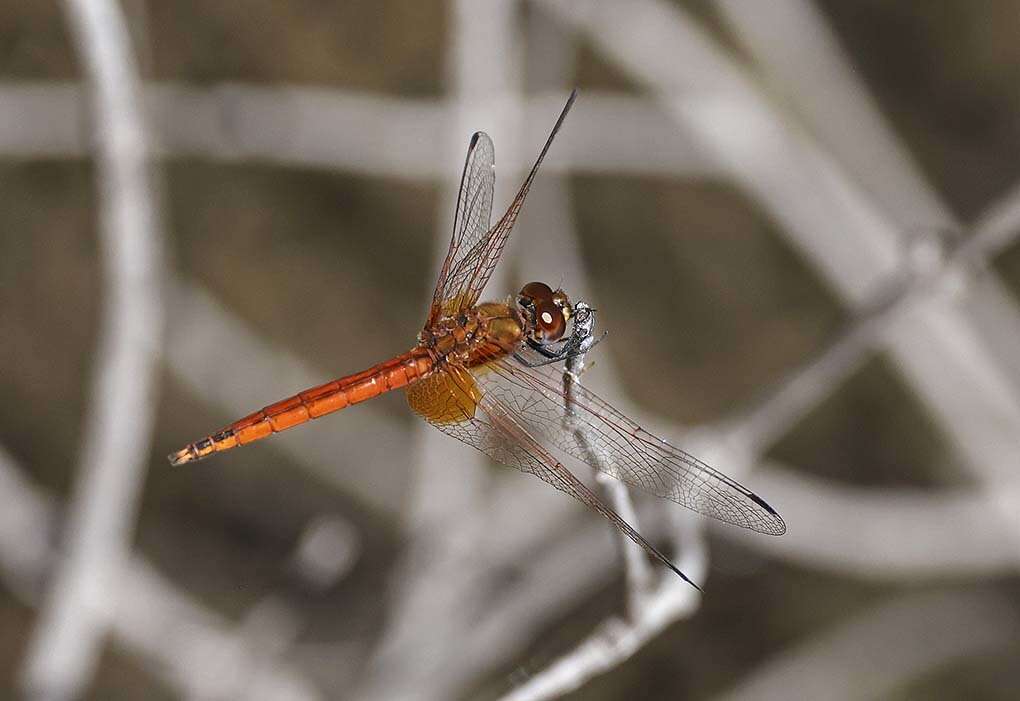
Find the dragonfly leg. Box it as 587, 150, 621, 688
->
513, 349, 567, 368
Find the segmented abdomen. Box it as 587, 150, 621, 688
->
169, 348, 434, 465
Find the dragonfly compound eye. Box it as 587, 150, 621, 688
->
536, 300, 567, 341
519, 281, 554, 304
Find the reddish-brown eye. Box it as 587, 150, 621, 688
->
536, 301, 566, 341
520, 281, 554, 304
519, 281, 566, 340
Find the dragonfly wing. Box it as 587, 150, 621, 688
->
428, 90, 577, 324
476, 359, 786, 536
429, 131, 496, 324
406, 364, 698, 586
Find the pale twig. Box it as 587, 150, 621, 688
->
500, 576, 700, 701
538, 0, 1020, 485
535, 11, 658, 615
5, 5, 1020, 698
732, 463, 1020, 578
566, 345, 656, 614
714, 0, 954, 230
21, 1, 165, 698
724, 184, 1020, 456
0, 446, 319, 701
712, 589, 1018, 701
353, 4, 525, 701
500, 460, 1020, 700
0, 82, 712, 177
500, 1, 1020, 697
165, 280, 409, 517
711, 0, 1020, 486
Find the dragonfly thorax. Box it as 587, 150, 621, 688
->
423, 302, 525, 365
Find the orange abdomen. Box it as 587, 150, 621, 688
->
169, 348, 434, 465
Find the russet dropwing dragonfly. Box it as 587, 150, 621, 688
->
169, 90, 785, 588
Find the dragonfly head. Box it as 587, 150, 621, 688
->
517, 281, 572, 343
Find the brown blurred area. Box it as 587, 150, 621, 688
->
1, 1, 1020, 699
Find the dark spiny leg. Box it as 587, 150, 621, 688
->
514, 350, 567, 368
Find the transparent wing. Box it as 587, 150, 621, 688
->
406, 365, 697, 586
428, 90, 577, 324
475, 359, 786, 536
429, 131, 495, 324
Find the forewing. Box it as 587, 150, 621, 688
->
407, 363, 697, 586
429, 131, 496, 324
430, 90, 577, 322
476, 359, 787, 536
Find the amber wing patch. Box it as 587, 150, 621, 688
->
406, 365, 482, 425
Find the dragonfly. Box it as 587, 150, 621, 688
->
169, 90, 785, 588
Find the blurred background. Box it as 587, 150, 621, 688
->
2, 0, 1020, 699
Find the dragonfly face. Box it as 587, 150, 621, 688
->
517, 280, 572, 343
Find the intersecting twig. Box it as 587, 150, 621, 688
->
4, 1, 1020, 698
352, 4, 527, 701
712, 589, 1018, 701
498, 2, 1020, 697
722, 200, 1020, 456
0, 446, 319, 701
21, 1, 164, 698
500, 153, 1020, 701
500, 575, 700, 701
539, 0, 1020, 484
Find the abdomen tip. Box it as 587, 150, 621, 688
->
168, 448, 194, 466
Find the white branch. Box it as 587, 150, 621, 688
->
537, 0, 1020, 487
0, 446, 319, 700
713, 589, 1017, 701
5, 4, 1020, 697
165, 280, 411, 517
715, 0, 1020, 489
501, 1, 1020, 697
500, 577, 699, 701
353, 4, 528, 701
725, 180, 1020, 456
0, 82, 713, 177
714, 0, 954, 230
729, 464, 1020, 578
22, 1, 165, 698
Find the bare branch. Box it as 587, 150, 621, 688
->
502, 1, 1020, 696
712, 589, 1018, 701
0, 82, 713, 177
165, 280, 411, 517
566, 339, 657, 612
5, 2, 1020, 697
0, 446, 319, 700
499, 577, 699, 701
21, 0, 165, 698
724, 188, 1020, 456
729, 463, 1020, 578
537, 0, 1020, 486
352, 4, 527, 701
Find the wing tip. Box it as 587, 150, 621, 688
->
666, 561, 703, 592
768, 517, 788, 536
747, 491, 787, 535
